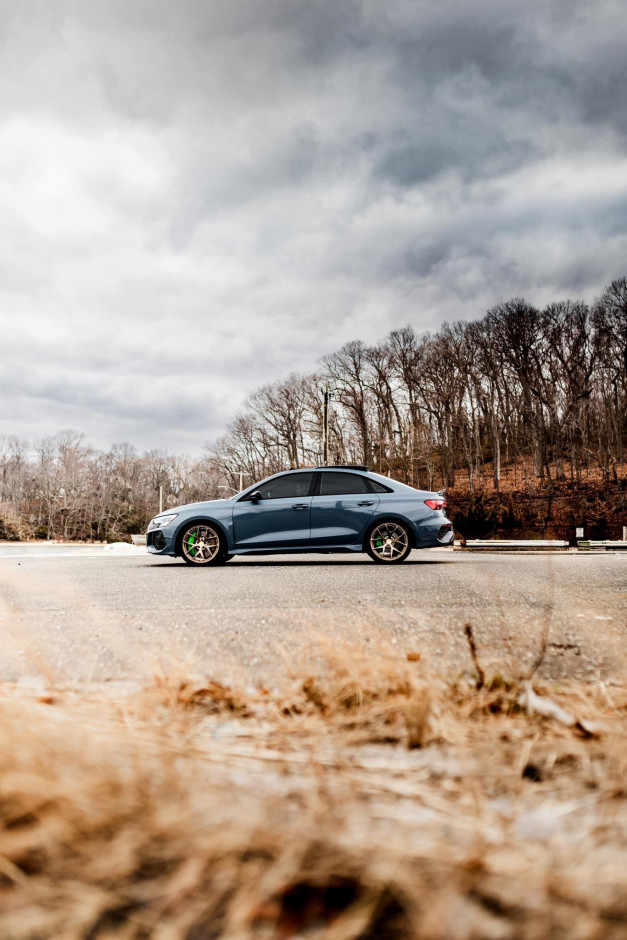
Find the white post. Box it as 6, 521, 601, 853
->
239, 470, 244, 492
159, 485, 163, 514
623, 526, 627, 542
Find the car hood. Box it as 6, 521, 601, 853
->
167, 498, 232, 515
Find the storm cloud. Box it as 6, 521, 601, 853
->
1, 0, 626, 453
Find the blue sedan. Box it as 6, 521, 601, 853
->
147, 466, 454, 565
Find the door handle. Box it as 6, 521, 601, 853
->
357, 500, 375, 506
292, 503, 309, 510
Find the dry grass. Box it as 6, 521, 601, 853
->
290, 642, 432, 748
1, 643, 626, 939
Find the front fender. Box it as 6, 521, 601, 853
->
172, 511, 235, 555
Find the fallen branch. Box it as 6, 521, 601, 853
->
517, 683, 603, 737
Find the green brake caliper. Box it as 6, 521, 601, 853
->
187, 533, 197, 556
376, 538, 383, 547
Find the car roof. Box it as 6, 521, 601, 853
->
314, 464, 369, 471
278, 466, 370, 475
250, 466, 412, 488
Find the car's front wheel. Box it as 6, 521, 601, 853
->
180, 523, 226, 566
366, 521, 412, 564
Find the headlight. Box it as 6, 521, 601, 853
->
150, 514, 178, 528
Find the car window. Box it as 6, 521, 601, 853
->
370, 479, 393, 493
257, 473, 314, 500
319, 472, 371, 495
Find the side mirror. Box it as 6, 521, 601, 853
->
249, 490, 262, 502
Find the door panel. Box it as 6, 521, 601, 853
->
310, 494, 379, 546
233, 471, 314, 549
233, 498, 312, 548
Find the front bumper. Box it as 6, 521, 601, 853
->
146, 527, 177, 555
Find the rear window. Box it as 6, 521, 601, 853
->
370, 479, 393, 493
320, 472, 371, 496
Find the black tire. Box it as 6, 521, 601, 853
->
180, 522, 227, 566
365, 520, 412, 564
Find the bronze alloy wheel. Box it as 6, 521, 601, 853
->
367, 521, 412, 564
180, 523, 225, 566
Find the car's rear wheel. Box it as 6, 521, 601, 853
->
180, 523, 226, 566
366, 521, 412, 564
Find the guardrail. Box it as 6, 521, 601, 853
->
577, 540, 627, 551
454, 538, 627, 552
454, 539, 569, 551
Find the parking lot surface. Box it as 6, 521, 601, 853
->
0, 549, 625, 687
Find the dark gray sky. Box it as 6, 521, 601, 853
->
1, 0, 626, 454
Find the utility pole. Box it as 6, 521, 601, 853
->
322, 386, 335, 465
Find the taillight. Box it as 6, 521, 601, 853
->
424, 498, 446, 510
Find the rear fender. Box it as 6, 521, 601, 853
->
364, 515, 417, 550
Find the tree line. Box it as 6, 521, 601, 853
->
1, 277, 625, 541
0, 435, 222, 541
212, 277, 627, 495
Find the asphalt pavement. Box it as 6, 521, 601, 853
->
0, 549, 625, 687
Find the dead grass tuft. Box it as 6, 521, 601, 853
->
135, 661, 258, 721
296, 643, 431, 747
1, 643, 626, 939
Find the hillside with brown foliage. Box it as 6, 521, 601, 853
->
448, 460, 627, 542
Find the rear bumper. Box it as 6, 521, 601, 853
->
436, 524, 454, 545
414, 516, 454, 547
